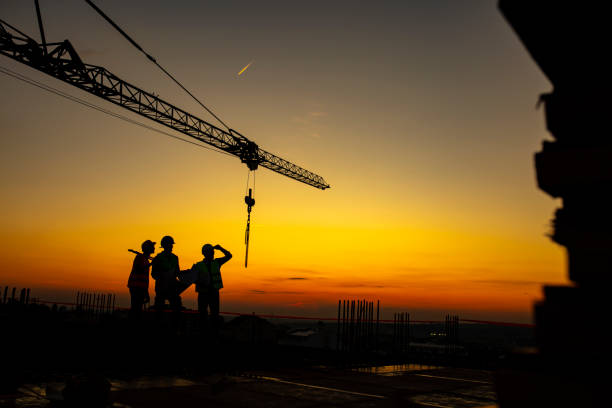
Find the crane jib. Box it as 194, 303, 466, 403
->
0, 18, 330, 190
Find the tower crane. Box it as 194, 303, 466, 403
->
0, 19, 329, 190
0, 2, 329, 267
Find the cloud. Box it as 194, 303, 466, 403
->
255, 268, 325, 281
284, 267, 325, 276
396, 266, 494, 275
291, 111, 329, 128
259, 276, 318, 283
393, 266, 498, 282
327, 282, 397, 289
468, 279, 545, 287
248, 289, 305, 295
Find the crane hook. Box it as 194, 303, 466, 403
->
244, 188, 255, 268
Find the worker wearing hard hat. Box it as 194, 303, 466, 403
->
192, 243, 232, 331
127, 239, 155, 320
151, 235, 182, 314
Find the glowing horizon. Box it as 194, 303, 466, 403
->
0, 1, 564, 323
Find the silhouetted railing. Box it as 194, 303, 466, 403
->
444, 314, 459, 353
1, 286, 30, 305
75, 291, 116, 318
393, 312, 410, 354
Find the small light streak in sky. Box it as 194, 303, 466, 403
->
238, 60, 254, 76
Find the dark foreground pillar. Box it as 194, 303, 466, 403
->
498, 2, 612, 406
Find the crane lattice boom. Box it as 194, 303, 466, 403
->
0, 19, 330, 190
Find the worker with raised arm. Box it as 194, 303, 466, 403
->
192, 244, 232, 331
151, 235, 182, 314
127, 239, 155, 320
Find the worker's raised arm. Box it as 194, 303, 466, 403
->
214, 244, 232, 266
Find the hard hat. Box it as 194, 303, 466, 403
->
141, 240, 156, 251
160, 235, 175, 246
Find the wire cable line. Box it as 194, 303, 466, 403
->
0, 65, 235, 158
84, 0, 232, 132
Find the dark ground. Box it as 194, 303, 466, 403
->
0, 303, 532, 407
3, 364, 499, 407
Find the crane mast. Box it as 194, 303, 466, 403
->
0, 18, 330, 190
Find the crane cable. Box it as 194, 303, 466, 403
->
0, 65, 235, 158
84, 0, 232, 133
85, 1, 259, 266
244, 171, 256, 268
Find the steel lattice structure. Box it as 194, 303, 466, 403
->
0, 19, 330, 190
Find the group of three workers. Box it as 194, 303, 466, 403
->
126, 235, 232, 328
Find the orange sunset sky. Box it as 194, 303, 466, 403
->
0, 1, 564, 322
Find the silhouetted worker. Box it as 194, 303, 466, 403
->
192, 244, 232, 331
127, 240, 155, 320
151, 235, 182, 314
